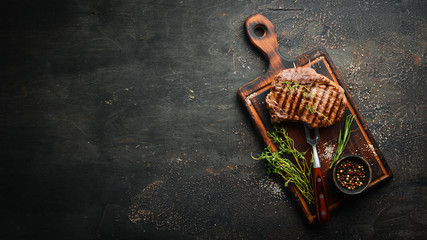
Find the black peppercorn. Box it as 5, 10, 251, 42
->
336, 159, 366, 190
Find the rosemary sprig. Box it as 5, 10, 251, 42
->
329, 115, 355, 168
252, 125, 314, 204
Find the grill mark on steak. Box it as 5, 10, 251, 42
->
301, 86, 319, 123
317, 86, 332, 125
283, 86, 298, 118
334, 98, 347, 124
328, 91, 343, 124
296, 86, 311, 121
307, 85, 327, 126
280, 87, 291, 117
266, 67, 348, 128
289, 85, 304, 120
276, 86, 286, 112
321, 87, 338, 126
299, 85, 314, 117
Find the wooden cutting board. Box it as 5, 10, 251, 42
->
238, 14, 393, 224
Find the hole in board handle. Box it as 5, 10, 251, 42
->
253, 24, 267, 38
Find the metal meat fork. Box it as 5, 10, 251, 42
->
304, 123, 330, 223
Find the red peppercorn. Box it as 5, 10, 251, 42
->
336, 159, 366, 191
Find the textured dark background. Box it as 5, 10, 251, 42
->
1, 0, 426, 239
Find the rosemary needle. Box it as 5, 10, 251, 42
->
329, 115, 355, 169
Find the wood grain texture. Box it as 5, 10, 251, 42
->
0, 0, 425, 239
238, 14, 392, 224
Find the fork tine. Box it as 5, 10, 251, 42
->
304, 123, 311, 141
304, 123, 320, 145
314, 128, 320, 142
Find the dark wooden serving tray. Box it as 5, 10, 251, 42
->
238, 14, 393, 224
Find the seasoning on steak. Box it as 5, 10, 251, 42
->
265, 67, 348, 128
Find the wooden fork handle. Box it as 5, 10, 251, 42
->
313, 167, 330, 223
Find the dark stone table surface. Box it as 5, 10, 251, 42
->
1, 0, 426, 239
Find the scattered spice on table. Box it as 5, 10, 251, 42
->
336, 159, 366, 190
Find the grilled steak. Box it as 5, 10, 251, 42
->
265, 67, 348, 128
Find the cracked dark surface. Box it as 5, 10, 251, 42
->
1, 0, 426, 239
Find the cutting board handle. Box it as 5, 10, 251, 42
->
244, 14, 283, 70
